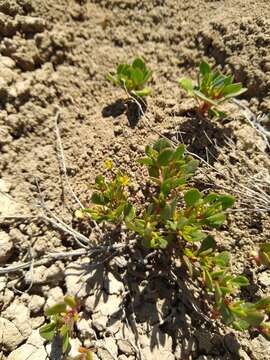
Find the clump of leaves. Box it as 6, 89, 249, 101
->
39, 296, 79, 354
78, 138, 270, 336
179, 61, 247, 118
106, 57, 152, 98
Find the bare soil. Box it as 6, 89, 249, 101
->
0, 1, 270, 360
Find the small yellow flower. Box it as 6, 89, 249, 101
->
104, 159, 113, 171
119, 175, 129, 186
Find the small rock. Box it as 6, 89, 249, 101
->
96, 337, 118, 360
0, 56, 16, 69
17, 16, 46, 33
3, 300, 32, 339
7, 331, 46, 360
45, 286, 64, 308
77, 315, 95, 340
92, 312, 108, 332
258, 271, 270, 288
0, 317, 24, 352
29, 295, 45, 314
117, 339, 135, 356
251, 335, 270, 358
0, 231, 13, 263
30, 316, 45, 329
238, 349, 251, 360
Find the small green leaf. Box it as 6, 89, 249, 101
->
153, 138, 171, 152
182, 226, 207, 242
193, 89, 218, 106
214, 251, 230, 267
157, 149, 174, 166
172, 144, 185, 161
137, 157, 153, 166
204, 269, 213, 291
91, 192, 106, 205
124, 203, 136, 221
86, 351, 94, 360
200, 61, 210, 76
39, 322, 57, 341
255, 297, 270, 310
230, 276, 249, 287
242, 311, 265, 327
197, 235, 216, 254
132, 57, 146, 70
219, 195, 235, 210
64, 296, 76, 309
179, 78, 193, 94
149, 166, 159, 178
62, 328, 70, 353
223, 83, 246, 96
184, 188, 201, 207
206, 212, 225, 227
260, 243, 270, 253
133, 88, 151, 97
45, 303, 66, 316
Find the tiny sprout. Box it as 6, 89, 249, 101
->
179, 61, 247, 118
106, 57, 152, 98
39, 296, 79, 354
104, 159, 113, 171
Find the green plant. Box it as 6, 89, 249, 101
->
39, 296, 79, 353
179, 61, 247, 117
106, 57, 152, 98
79, 139, 270, 336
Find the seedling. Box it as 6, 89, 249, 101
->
179, 61, 247, 117
78, 139, 270, 335
39, 296, 79, 354
107, 57, 152, 98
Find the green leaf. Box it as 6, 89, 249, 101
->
62, 327, 70, 353
132, 57, 146, 71
64, 296, 76, 309
214, 251, 230, 267
206, 212, 225, 227
179, 78, 193, 94
172, 144, 185, 161
124, 203, 136, 221
153, 138, 171, 152
45, 303, 66, 316
133, 88, 151, 97
91, 192, 106, 205
230, 276, 249, 287
157, 149, 174, 166
219, 195, 235, 210
242, 311, 265, 327
215, 283, 223, 307
184, 188, 201, 207
255, 297, 270, 309
197, 235, 216, 254
193, 89, 218, 106
149, 166, 159, 178
182, 226, 207, 242
223, 83, 246, 96
39, 322, 57, 341
233, 319, 250, 331
260, 243, 270, 253
204, 269, 213, 291
160, 204, 172, 221
137, 157, 153, 166
200, 61, 210, 76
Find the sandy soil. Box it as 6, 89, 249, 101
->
0, 1, 270, 359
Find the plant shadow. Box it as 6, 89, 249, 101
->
102, 98, 147, 128
170, 113, 234, 165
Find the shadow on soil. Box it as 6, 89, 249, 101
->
102, 98, 147, 128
